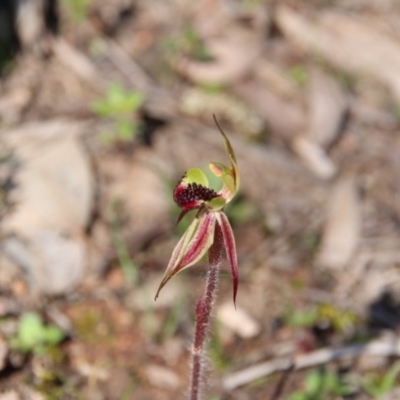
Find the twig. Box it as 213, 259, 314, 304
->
269, 363, 295, 400
51, 38, 104, 91
223, 337, 400, 391
101, 39, 154, 91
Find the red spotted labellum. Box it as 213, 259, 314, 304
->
155, 116, 240, 306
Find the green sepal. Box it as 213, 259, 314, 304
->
206, 196, 226, 211
209, 162, 235, 196
211, 115, 240, 202
183, 167, 209, 187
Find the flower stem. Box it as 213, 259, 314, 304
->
189, 224, 223, 400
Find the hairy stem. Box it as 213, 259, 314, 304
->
189, 223, 223, 400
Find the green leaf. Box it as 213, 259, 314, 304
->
43, 326, 65, 345
92, 84, 144, 118
92, 100, 114, 117
12, 312, 64, 353
381, 362, 400, 392
305, 370, 323, 395
126, 91, 145, 111
62, 0, 91, 22
362, 377, 381, 398
288, 393, 308, 400
109, 83, 125, 105
117, 120, 135, 141
375, 361, 400, 395
285, 309, 318, 328
289, 65, 308, 86
18, 313, 44, 351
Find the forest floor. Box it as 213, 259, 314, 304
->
2, 0, 400, 399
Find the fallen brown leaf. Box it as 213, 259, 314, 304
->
234, 78, 306, 140
317, 175, 361, 269
292, 136, 337, 179
276, 6, 400, 102
307, 70, 348, 148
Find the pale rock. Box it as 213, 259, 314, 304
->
217, 302, 261, 339
1, 120, 94, 294
144, 364, 181, 389
2, 232, 85, 295
1, 119, 87, 150
3, 135, 93, 233
75, 361, 110, 381
15, 0, 44, 49
0, 392, 19, 400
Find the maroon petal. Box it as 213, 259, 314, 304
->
179, 212, 216, 268
216, 212, 239, 307
155, 212, 216, 300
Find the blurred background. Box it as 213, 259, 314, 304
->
1, 0, 400, 399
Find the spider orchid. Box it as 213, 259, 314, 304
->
155, 116, 240, 305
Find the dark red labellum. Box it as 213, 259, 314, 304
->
174, 181, 219, 211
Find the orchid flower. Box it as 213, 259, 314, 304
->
155, 116, 240, 305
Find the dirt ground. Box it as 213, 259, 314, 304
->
2, 0, 400, 399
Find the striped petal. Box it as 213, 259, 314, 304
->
216, 212, 239, 307
155, 212, 216, 300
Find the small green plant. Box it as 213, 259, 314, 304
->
289, 65, 308, 86
109, 199, 139, 285
160, 302, 184, 342
9, 313, 64, 355
182, 27, 213, 62
163, 27, 213, 62
289, 369, 352, 400
284, 303, 357, 333
285, 308, 319, 328
208, 322, 230, 372
317, 303, 357, 333
62, 0, 91, 22
92, 83, 144, 145
361, 362, 400, 398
